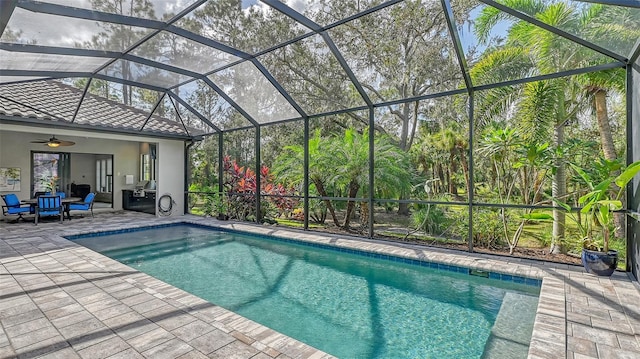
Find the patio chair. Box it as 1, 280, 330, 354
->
68, 192, 95, 218
1, 194, 32, 222
35, 195, 63, 225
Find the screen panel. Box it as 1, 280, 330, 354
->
174, 0, 310, 55
131, 31, 240, 74
208, 61, 300, 124
100, 59, 194, 88
1, 8, 154, 51
328, 0, 466, 104
172, 79, 254, 130
630, 57, 640, 279
258, 34, 367, 116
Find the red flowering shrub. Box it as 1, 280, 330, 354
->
222, 156, 299, 221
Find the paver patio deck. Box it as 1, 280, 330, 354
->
1, 211, 639, 358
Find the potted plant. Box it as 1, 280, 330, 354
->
40, 175, 59, 195
572, 160, 640, 276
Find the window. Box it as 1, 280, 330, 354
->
96, 157, 113, 193
141, 144, 156, 181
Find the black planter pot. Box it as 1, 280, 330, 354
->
581, 249, 618, 276
216, 214, 229, 220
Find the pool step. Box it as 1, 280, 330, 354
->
482, 292, 538, 359
108, 237, 234, 262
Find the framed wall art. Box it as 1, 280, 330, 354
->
0, 167, 21, 192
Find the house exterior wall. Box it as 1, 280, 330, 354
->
157, 139, 185, 217
70, 153, 98, 192
0, 124, 185, 217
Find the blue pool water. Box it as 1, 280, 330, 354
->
71, 225, 540, 358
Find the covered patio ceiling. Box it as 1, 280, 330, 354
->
0, 0, 639, 141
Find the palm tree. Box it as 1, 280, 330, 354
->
575, 4, 638, 236
272, 129, 342, 226
471, 0, 625, 253
581, 68, 627, 237
432, 129, 469, 198
579, 2, 640, 160
273, 128, 413, 230
326, 128, 413, 229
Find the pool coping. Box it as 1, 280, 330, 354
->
2, 213, 640, 358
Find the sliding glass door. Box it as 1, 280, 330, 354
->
31, 152, 70, 197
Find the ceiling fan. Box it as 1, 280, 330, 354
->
31, 136, 75, 148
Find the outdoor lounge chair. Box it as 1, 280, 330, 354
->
1, 194, 32, 222
35, 195, 63, 225
68, 192, 95, 218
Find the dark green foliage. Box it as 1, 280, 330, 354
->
411, 204, 448, 235
472, 208, 505, 248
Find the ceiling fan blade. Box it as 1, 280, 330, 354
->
33, 136, 76, 147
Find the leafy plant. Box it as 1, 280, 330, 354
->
411, 204, 448, 235
222, 156, 299, 222
40, 175, 59, 193
212, 192, 228, 216
309, 201, 327, 224
478, 126, 552, 253
541, 160, 640, 253
573, 160, 640, 252
473, 208, 506, 249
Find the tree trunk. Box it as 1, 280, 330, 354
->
360, 201, 369, 227
122, 61, 130, 106
343, 181, 360, 229
532, 171, 545, 205
313, 179, 340, 227
461, 153, 470, 198
398, 201, 410, 216
396, 102, 412, 216
551, 123, 566, 254
449, 152, 458, 195
521, 168, 529, 204
594, 90, 617, 161
156, 92, 165, 117
594, 89, 625, 238
437, 164, 446, 193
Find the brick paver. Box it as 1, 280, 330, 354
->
1, 211, 639, 358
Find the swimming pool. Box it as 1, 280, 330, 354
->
70, 224, 540, 358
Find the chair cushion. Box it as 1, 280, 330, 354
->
7, 207, 31, 214
84, 193, 96, 203
3, 194, 20, 207
39, 210, 61, 216
68, 204, 89, 210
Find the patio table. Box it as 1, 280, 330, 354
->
22, 197, 82, 221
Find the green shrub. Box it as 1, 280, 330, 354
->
310, 201, 327, 224
411, 204, 448, 235
472, 208, 504, 248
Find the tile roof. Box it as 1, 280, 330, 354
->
0, 80, 207, 138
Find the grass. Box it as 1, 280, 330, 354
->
274, 218, 325, 229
